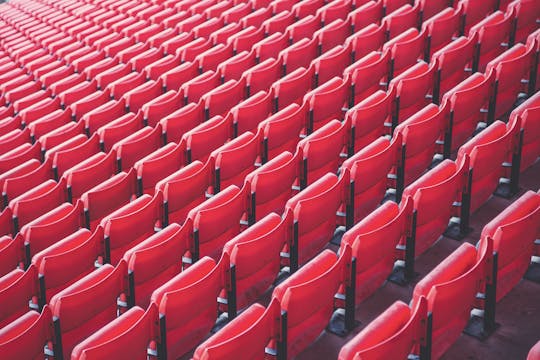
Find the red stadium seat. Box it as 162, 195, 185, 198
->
253, 32, 289, 63
81, 170, 137, 230
193, 300, 279, 360
196, 43, 234, 73
210, 131, 263, 192
102, 192, 162, 264
10, 178, 68, 233
134, 143, 185, 195
263, 11, 295, 35
347, 1, 383, 33
304, 77, 350, 132
297, 119, 349, 186
245, 151, 300, 222
458, 0, 497, 34
508, 92, 540, 171
469, 10, 514, 72
0, 306, 53, 359
32, 227, 102, 304
186, 185, 248, 262
285, 173, 347, 266
230, 90, 273, 136
315, 18, 351, 54
341, 197, 412, 302
402, 158, 468, 256
150, 256, 225, 359
182, 114, 233, 164
434, 37, 477, 102
394, 104, 447, 185
20, 200, 83, 261
223, 212, 289, 309
123, 79, 164, 113
418, 0, 451, 20
411, 240, 491, 359
228, 26, 265, 54
481, 190, 540, 301
423, 6, 463, 58
243, 58, 282, 97
441, 71, 494, 151
2, 158, 54, 206
457, 120, 519, 212
272, 66, 315, 111
98, 112, 145, 153
160, 61, 199, 92
156, 160, 212, 226
486, 43, 536, 120
273, 247, 351, 358
160, 102, 204, 144
52, 134, 101, 179
71, 304, 158, 359
312, 44, 352, 86
508, 0, 540, 44
345, 89, 395, 152
344, 50, 390, 105
142, 90, 184, 128
50, 261, 128, 359
124, 224, 190, 308
389, 60, 437, 126
217, 51, 258, 82
383, 3, 421, 40
181, 71, 221, 105
77, 97, 122, 130
279, 37, 318, 74
202, 78, 246, 120
339, 297, 428, 359
112, 124, 163, 170
383, 28, 427, 80
0, 265, 39, 329
341, 135, 402, 223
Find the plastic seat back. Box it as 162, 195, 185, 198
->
34, 227, 102, 304
402, 158, 468, 256
124, 223, 190, 308
298, 119, 349, 186
343, 197, 412, 302
457, 120, 518, 212
272, 247, 350, 358
285, 173, 348, 265
211, 131, 263, 192
151, 256, 224, 360
156, 160, 212, 226
338, 297, 427, 360
0, 265, 39, 329
103, 192, 162, 264
183, 114, 233, 164
345, 89, 395, 152
304, 77, 350, 132
81, 169, 137, 230
50, 261, 128, 359
344, 50, 390, 105
245, 151, 300, 222
0, 306, 53, 359
188, 185, 248, 261
480, 190, 540, 300
508, 92, 540, 170
411, 240, 491, 359
223, 213, 289, 309
342, 135, 401, 222
193, 300, 280, 360
442, 71, 494, 151
394, 104, 447, 185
